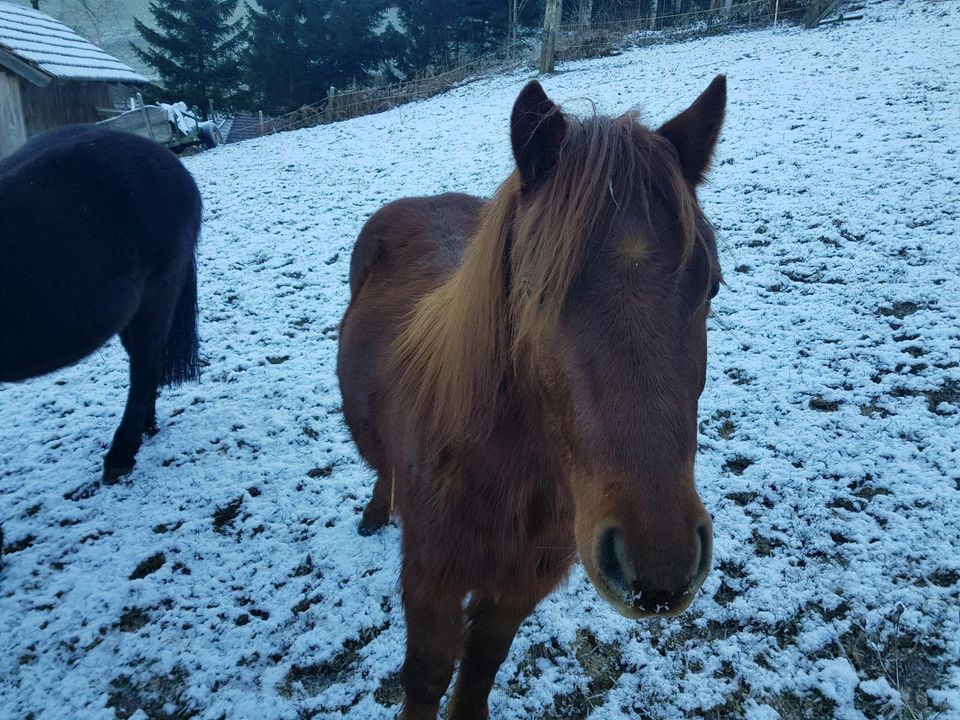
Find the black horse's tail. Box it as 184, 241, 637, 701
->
161, 231, 201, 387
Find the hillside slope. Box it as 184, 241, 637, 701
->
2, 1, 958, 718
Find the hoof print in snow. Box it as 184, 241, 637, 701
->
116, 607, 151, 633
725, 368, 753, 385
292, 555, 314, 577
4, 533, 35, 555
722, 457, 753, 476
291, 594, 323, 614
809, 396, 842, 412
106, 667, 194, 719
714, 579, 738, 606
63, 480, 102, 502
213, 497, 244, 534
750, 530, 783, 557
725, 491, 757, 506
153, 521, 183, 535
307, 464, 334, 478
878, 301, 926, 319
374, 671, 404, 707
130, 552, 166, 580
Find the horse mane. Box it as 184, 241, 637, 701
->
391, 110, 701, 446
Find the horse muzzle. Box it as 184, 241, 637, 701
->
587, 515, 713, 619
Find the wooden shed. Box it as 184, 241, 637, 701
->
0, 1, 148, 159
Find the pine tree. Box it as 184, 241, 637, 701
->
395, 0, 524, 75
246, 0, 395, 114
132, 0, 247, 112
246, 0, 316, 113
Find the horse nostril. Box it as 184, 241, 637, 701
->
597, 526, 630, 596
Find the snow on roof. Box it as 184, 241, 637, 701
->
0, 1, 147, 84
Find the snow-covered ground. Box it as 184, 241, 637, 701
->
2, 1, 958, 718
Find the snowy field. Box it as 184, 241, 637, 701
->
2, 1, 959, 718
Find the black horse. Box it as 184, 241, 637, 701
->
0, 125, 202, 481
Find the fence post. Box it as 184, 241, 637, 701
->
539, 0, 563, 74
258, 110, 264, 136
325, 86, 336, 121
806, 0, 838, 28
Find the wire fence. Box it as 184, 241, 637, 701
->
255, 0, 826, 138
555, 1, 812, 61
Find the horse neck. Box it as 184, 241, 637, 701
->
393, 182, 519, 446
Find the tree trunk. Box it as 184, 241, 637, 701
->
578, 0, 593, 29
648, 0, 659, 29
31, 1, 40, 9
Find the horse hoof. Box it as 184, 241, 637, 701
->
357, 518, 385, 536
102, 464, 134, 484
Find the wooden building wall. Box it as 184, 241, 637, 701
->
0, 77, 134, 158
0, 70, 27, 158
19, 80, 122, 137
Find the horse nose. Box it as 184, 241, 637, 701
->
596, 518, 712, 615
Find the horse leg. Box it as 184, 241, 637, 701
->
102, 301, 173, 482
446, 596, 536, 720
399, 581, 464, 720
358, 471, 391, 535
118, 331, 160, 437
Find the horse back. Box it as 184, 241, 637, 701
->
338, 193, 484, 471
0, 125, 201, 380
347, 193, 484, 299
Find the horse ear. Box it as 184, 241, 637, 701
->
656, 74, 727, 185
511, 81, 567, 191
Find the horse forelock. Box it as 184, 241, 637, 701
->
391, 111, 704, 447
509, 112, 702, 358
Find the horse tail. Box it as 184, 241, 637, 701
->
161, 209, 202, 387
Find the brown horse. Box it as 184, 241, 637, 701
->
337, 75, 726, 719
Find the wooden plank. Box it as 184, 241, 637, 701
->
0, 71, 27, 158
817, 13, 864, 26
0, 49, 51, 87
20, 81, 113, 137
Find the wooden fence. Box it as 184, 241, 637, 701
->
257, 0, 842, 139
260, 41, 530, 137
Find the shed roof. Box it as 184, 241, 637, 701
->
0, 2, 147, 86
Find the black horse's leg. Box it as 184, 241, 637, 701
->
117, 331, 160, 437
103, 297, 174, 482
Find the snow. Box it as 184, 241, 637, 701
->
2, 0, 959, 718
0, 1, 146, 84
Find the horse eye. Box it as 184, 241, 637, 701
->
707, 280, 720, 301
